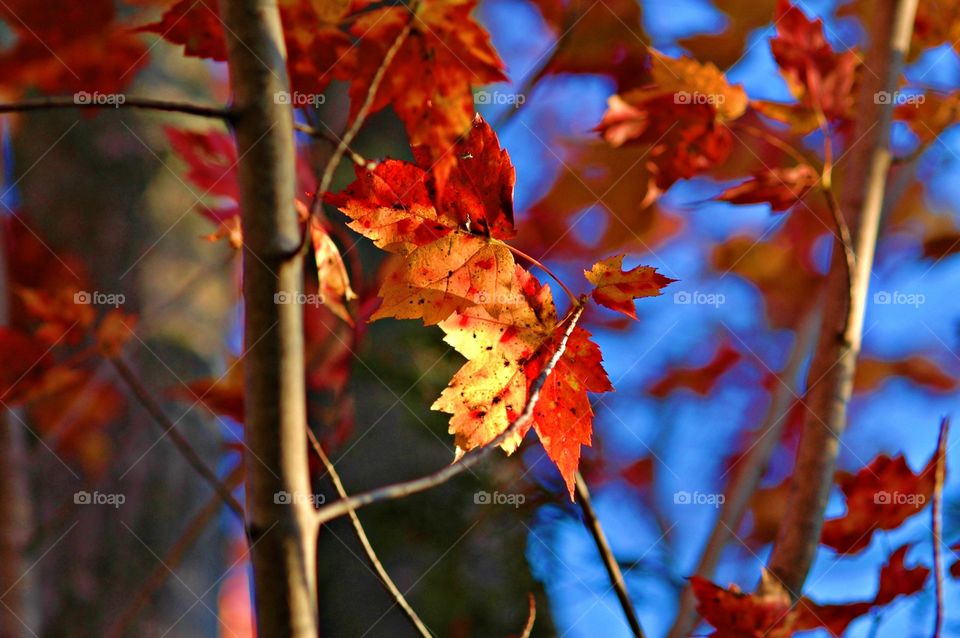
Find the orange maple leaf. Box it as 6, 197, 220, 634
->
584, 255, 674, 319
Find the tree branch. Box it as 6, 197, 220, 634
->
218, 0, 317, 635
0, 96, 231, 119
306, 428, 433, 638
667, 308, 819, 638
760, 0, 920, 598
314, 303, 586, 526
111, 357, 245, 519
574, 471, 646, 638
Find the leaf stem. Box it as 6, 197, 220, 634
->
506, 244, 579, 304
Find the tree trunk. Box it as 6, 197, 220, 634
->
218, 1, 318, 635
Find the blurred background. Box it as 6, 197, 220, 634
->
0, 0, 958, 636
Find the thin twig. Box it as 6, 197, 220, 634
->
518, 593, 536, 638
111, 357, 244, 519
574, 471, 646, 638
306, 429, 433, 638
0, 96, 231, 120
822, 187, 856, 305
932, 417, 949, 638
317, 4, 416, 198
294, 122, 368, 167
507, 244, 579, 304
314, 302, 586, 526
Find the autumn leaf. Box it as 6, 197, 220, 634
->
648, 343, 742, 398
95, 310, 138, 359
165, 127, 316, 248
0, 0, 147, 96
596, 51, 747, 190
329, 115, 519, 325
138, 0, 356, 95
821, 453, 937, 554
767, 0, 859, 123
715, 165, 819, 212
584, 255, 674, 319
528, 0, 650, 90
873, 545, 929, 605
679, 0, 778, 70
516, 140, 684, 261
309, 218, 357, 326
693, 547, 928, 638
433, 268, 611, 496
348, 0, 506, 189
855, 355, 957, 393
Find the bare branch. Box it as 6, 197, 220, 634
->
314, 303, 586, 526
760, 0, 920, 598
306, 429, 433, 638
574, 471, 646, 638
111, 357, 245, 519
0, 96, 231, 119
